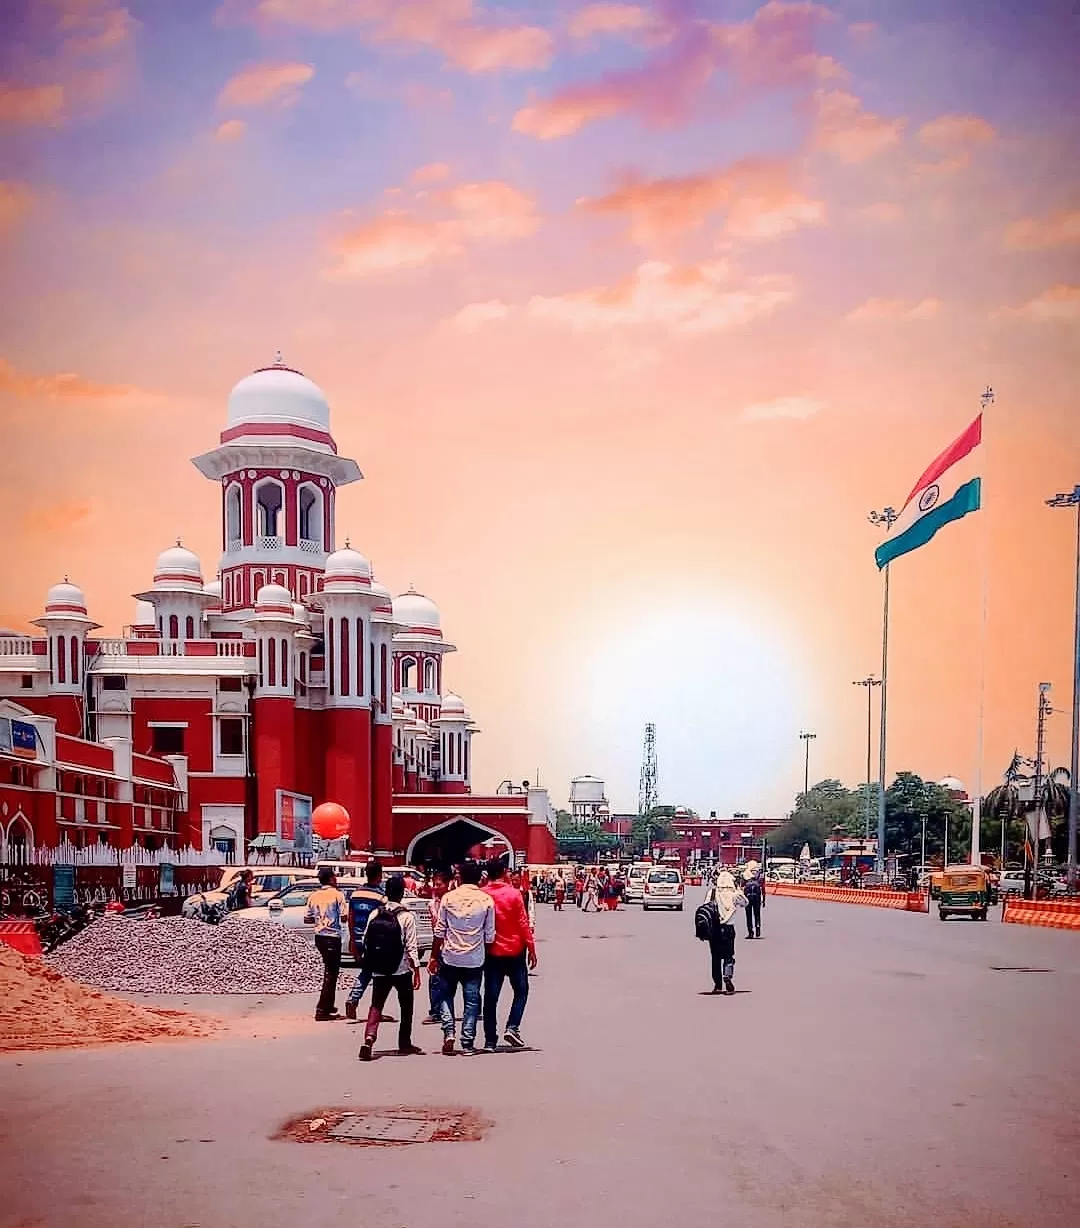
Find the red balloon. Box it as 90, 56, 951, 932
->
312, 802, 350, 840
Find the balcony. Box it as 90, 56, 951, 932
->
257, 535, 282, 551
299, 537, 322, 554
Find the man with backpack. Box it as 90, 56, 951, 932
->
427, 859, 495, 1055
695, 870, 747, 994
344, 859, 386, 1021
358, 875, 422, 1061
743, 869, 764, 939
304, 867, 348, 1021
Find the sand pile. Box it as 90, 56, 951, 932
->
0, 946, 215, 1052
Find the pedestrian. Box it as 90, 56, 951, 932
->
553, 872, 566, 912
358, 875, 423, 1061
226, 869, 254, 911
423, 869, 450, 1025
510, 868, 536, 933
428, 859, 495, 1055
344, 859, 386, 1021
483, 860, 538, 1051
583, 868, 601, 913
707, 871, 747, 995
743, 868, 764, 939
304, 867, 348, 1021
575, 871, 585, 908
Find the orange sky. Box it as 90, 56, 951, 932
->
1, 1, 1078, 814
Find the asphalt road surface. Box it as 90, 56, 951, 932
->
2, 894, 1077, 1228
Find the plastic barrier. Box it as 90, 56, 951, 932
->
0, 919, 43, 957
768, 882, 927, 912
1001, 897, 1080, 930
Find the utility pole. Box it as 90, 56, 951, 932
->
1047, 484, 1080, 893
853, 675, 882, 841
869, 506, 899, 872
1028, 682, 1054, 897
799, 731, 817, 799
638, 723, 659, 853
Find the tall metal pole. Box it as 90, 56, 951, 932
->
799, 731, 816, 798
1047, 485, 1080, 893
853, 675, 881, 841
870, 505, 898, 874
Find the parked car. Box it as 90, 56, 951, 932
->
181, 867, 312, 918
642, 867, 684, 911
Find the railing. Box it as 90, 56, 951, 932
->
257, 535, 282, 550
0, 637, 37, 656
227, 538, 243, 553
95, 639, 252, 658
299, 538, 322, 554
29, 842, 226, 867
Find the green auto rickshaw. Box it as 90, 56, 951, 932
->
938, 865, 997, 921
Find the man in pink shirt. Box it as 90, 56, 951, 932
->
482, 857, 538, 1051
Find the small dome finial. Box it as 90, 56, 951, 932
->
63, 574, 69, 583
274, 349, 284, 366
345, 536, 351, 549
176, 536, 182, 547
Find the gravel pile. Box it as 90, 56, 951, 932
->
46, 915, 328, 995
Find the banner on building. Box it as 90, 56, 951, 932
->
276, 791, 313, 856
0, 718, 37, 759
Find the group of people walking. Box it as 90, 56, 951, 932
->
303, 856, 537, 1060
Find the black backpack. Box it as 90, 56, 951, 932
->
362, 905, 405, 975
694, 901, 717, 941
744, 878, 762, 903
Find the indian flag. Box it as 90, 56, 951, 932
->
875, 415, 982, 569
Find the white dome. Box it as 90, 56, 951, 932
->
227, 362, 330, 432
45, 580, 87, 614
153, 544, 203, 589
324, 546, 372, 583
255, 583, 294, 613
439, 692, 469, 720
393, 589, 441, 635
203, 579, 222, 598
132, 599, 156, 626
370, 579, 393, 617
292, 602, 309, 625
938, 776, 967, 795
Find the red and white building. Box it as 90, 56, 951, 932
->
0, 358, 556, 867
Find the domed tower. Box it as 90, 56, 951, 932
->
369, 578, 397, 853
32, 579, 100, 732
308, 546, 382, 850
391, 589, 456, 730
135, 543, 216, 641
191, 356, 362, 615
435, 692, 477, 794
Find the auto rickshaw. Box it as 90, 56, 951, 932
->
938, 865, 997, 921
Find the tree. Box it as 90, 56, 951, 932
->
556, 824, 618, 861
555, 809, 573, 834
884, 772, 969, 862
629, 807, 674, 856
764, 812, 833, 858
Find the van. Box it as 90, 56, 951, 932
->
625, 862, 652, 904
642, 866, 684, 911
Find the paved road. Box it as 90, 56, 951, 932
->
2, 895, 1077, 1228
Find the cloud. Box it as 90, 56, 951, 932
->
1003, 209, 1080, 252
845, 297, 941, 322
999, 284, 1080, 323
527, 260, 794, 335
812, 89, 905, 163
515, 1, 835, 140
411, 161, 452, 184
577, 158, 825, 244
0, 83, 67, 126
19, 499, 96, 536
214, 118, 247, 141
345, 71, 453, 110
859, 201, 903, 224
567, 4, 659, 41
327, 177, 539, 277
450, 300, 510, 330
218, 62, 314, 109
918, 112, 995, 150
741, 395, 823, 422
0, 182, 36, 238
0, 357, 159, 404
233, 0, 553, 73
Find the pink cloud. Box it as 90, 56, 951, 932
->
449, 300, 510, 330
859, 201, 903, 224
0, 83, 66, 126
527, 260, 794, 334
439, 180, 540, 240
999, 284, 1080, 323
218, 61, 314, 108
214, 118, 247, 141
411, 161, 452, 184
567, 4, 658, 41
578, 158, 825, 244
0, 356, 157, 404
918, 112, 996, 150
0, 182, 36, 238
812, 88, 905, 162
1003, 209, 1080, 252
845, 297, 941, 322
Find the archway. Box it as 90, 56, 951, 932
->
406, 817, 512, 872
3, 812, 34, 864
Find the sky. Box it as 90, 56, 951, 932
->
1, 0, 1078, 818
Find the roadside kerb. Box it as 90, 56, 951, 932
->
1001, 897, 1080, 930
768, 882, 928, 913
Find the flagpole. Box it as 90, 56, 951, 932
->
870, 507, 899, 875
971, 387, 994, 866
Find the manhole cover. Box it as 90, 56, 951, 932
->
331, 1115, 440, 1143
275, 1106, 490, 1146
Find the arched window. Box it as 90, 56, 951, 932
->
400, 657, 416, 690
369, 641, 375, 707
281, 638, 289, 688
252, 571, 265, 602
424, 659, 436, 692
463, 738, 469, 780
70, 636, 79, 684
380, 644, 388, 709
299, 652, 307, 696
327, 617, 335, 696
184, 615, 195, 640
168, 614, 179, 639
57, 636, 66, 683
226, 484, 242, 546
447, 734, 454, 775
340, 617, 350, 696
254, 479, 284, 539
273, 571, 286, 586
298, 574, 309, 598
355, 619, 364, 697
298, 485, 321, 544
268, 636, 277, 688
258, 638, 264, 686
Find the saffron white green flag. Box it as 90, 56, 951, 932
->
876, 415, 983, 569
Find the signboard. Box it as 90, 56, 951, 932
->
11, 719, 37, 759
159, 862, 176, 895
53, 865, 75, 911
276, 790, 313, 857
122, 862, 137, 890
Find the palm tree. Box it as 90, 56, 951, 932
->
1042, 767, 1072, 861
985, 752, 1030, 866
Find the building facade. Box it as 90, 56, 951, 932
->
0, 359, 556, 867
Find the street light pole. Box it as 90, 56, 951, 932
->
799, 731, 817, 799
1047, 484, 1080, 893
870, 507, 899, 873
853, 675, 882, 840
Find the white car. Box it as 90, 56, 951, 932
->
624, 864, 651, 904
642, 867, 684, 911
181, 867, 312, 918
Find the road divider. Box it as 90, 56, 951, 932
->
1002, 897, 1080, 930
768, 882, 928, 913
0, 920, 43, 957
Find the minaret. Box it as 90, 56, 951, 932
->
134, 543, 216, 641
32, 578, 100, 736
369, 579, 398, 854
310, 546, 381, 851
191, 356, 362, 614
247, 583, 301, 837
391, 589, 455, 737
436, 693, 477, 794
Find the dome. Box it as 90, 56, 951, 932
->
370, 579, 394, 619
323, 546, 372, 585
203, 579, 222, 598
393, 589, 441, 636
44, 579, 87, 615
227, 361, 330, 432
439, 692, 468, 719
153, 544, 203, 590
938, 776, 967, 795
292, 602, 309, 624
132, 599, 156, 627
255, 583, 294, 614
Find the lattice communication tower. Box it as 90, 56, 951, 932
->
638, 723, 658, 816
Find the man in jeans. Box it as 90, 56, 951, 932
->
345, 859, 385, 1021
358, 875, 423, 1061
483, 858, 537, 1051
303, 867, 348, 1021
427, 859, 494, 1055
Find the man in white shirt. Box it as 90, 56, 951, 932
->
427, 859, 495, 1055
358, 875, 422, 1061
